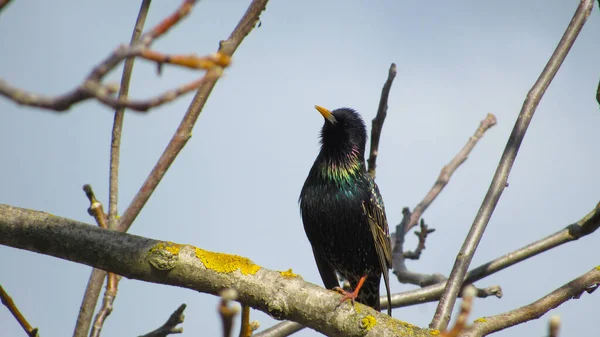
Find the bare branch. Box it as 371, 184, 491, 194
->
73, 269, 106, 337
403, 219, 435, 260
367, 63, 397, 179
0, 0, 220, 112
238, 305, 254, 337
253, 322, 303, 337
430, 0, 595, 330
0, 204, 436, 337
89, 273, 120, 337
0, 285, 39, 337
138, 304, 186, 337
440, 286, 476, 337
406, 113, 496, 234
108, 0, 152, 228
74, 3, 152, 337
461, 267, 600, 337
117, 0, 270, 233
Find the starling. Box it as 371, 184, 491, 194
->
299, 105, 392, 315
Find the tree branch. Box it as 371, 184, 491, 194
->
0, 285, 39, 337
430, 0, 595, 330
406, 113, 496, 234
367, 63, 397, 179
460, 267, 600, 337
0, 204, 435, 337
0, 0, 221, 112
138, 304, 186, 337
117, 0, 270, 233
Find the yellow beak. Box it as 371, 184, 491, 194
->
314, 105, 337, 124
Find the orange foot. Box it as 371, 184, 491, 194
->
333, 274, 367, 308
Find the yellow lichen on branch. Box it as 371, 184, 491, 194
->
195, 248, 261, 275
361, 315, 377, 331
279, 269, 299, 278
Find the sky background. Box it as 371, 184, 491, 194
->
1, 1, 599, 336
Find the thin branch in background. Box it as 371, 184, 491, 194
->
117, 0, 269, 233
548, 316, 560, 337
462, 267, 600, 337
139, 304, 186, 337
238, 305, 257, 337
0, 285, 39, 337
89, 273, 119, 337
253, 322, 303, 337
140, 50, 231, 71
430, 1, 594, 330
219, 289, 240, 337
74, 3, 153, 337
88, 77, 208, 111
109, 0, 152, 229
440, 286, 476, 337
405, 113, 497, 234
367, 63, 397, 179
82, 185, 108, 229
596, 77, 600, 107
403, 218, 435, 260
0, 0, 215, 112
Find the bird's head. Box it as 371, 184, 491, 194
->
315, 105, 367, 158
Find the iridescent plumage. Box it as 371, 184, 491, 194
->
299, 106, 392, 315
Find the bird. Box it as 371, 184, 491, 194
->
299, 105, 392, 316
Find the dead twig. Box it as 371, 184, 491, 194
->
431, 1, 594, 330
367, 63, 397, 179
138, 304, 186, 337
0, 285, 39, 337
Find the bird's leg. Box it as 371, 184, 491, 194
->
333, 274, 367, 307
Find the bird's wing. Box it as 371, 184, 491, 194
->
362, 181, 393, 315
312, 247, 340, 290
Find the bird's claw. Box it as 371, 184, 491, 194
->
333, 286, 359, 308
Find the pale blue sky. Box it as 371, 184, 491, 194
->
1, 1, 599, 336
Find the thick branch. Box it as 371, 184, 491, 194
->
0, 204, 434, 337
460, 267, 600, 337
430, 0, 594, 330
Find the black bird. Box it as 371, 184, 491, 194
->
299, 105, 392, 315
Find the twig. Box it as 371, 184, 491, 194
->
219, 289, 240, 337
403, 218, 435, 260
238, 305, 254, 337
73, 269, 106, 337
117, 0, 269, 233
406, 113, 496, 234
82, 185, 108, 229
138, 304, 186, 337
430, 1, 594, 330
367, 63, 397, 179
0, 285, 39, 337
89, 273, 119, 337
461, 267, 600, 337
73, 3, 152, 337
253, 322, 303, 337
109, 0, 152, 229
548, 316, 560, 337
440, 286, 476, 337
0, 0, 219, 112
